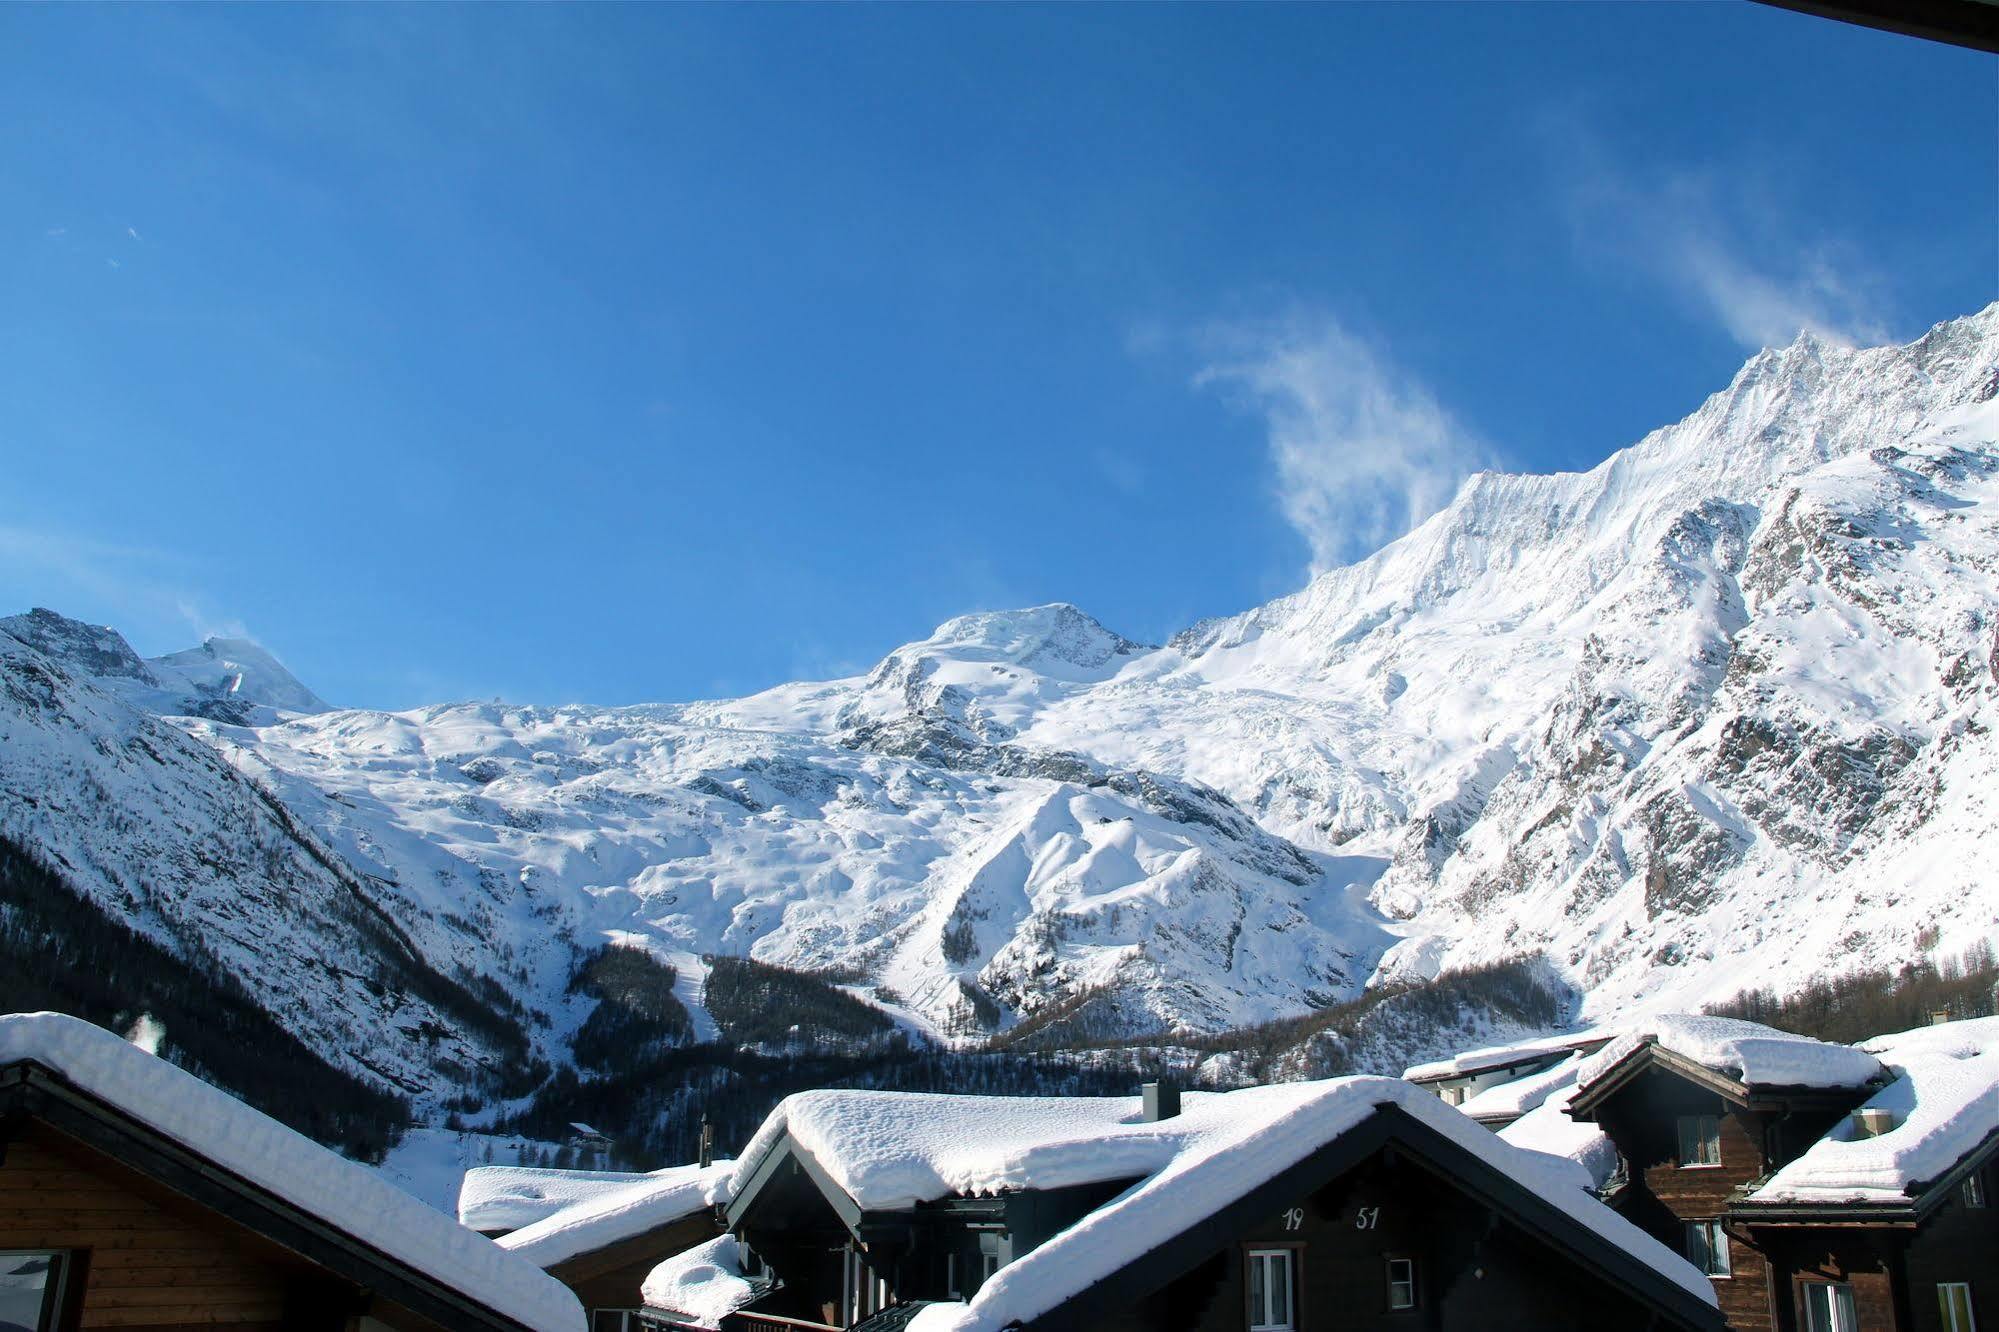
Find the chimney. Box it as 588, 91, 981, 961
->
698, 1115, 715, 1169
1931, 1008, 1953, 1027
1852, 1107, 1897, 1139
1141, 1081, 1180, 1122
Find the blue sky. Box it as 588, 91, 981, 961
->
1, 4, 1992, 708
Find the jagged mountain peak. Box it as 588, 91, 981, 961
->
1174, 306, 1999, 670
0, 607, 331, 721
0, 608, 159, 683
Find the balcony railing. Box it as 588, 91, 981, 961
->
730, 1314, 843, 1332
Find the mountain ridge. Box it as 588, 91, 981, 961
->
5, 306, 1998, 1123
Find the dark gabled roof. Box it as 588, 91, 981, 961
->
1033, 1104, 1723, 1329
727, 1128, 866, 1232
1021, 1103, 1723, 1332
0, 1059, 558, 1332
1566, 1040, 1875, 1122
1749, 0, 1999, 53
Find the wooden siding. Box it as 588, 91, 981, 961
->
1758, 1231, 1901, 1332
1594, 1067, 1779, 1332
0, 1126, 297, 1328
1883, 1161, 1999, 1332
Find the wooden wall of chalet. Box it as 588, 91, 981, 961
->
1752, 1159, 1999, 1332
1594, 1068, 1777, 1332
1900, 1165, 1999, 1332
1754, 1229, 1899, 1332
1080, 1151, 1673, 1332
1, 1123, 302, 1329
0, 1122, 445, 1332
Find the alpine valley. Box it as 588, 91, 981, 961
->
5, 307, 1998, 1167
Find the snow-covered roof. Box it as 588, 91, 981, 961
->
1747, 1016, 1999, 1207
1490, 1057, 1620, 1193
498, 1161, 733, 1270
640, 1235, 769, 1331
1403, 1029, 1609, 1083
1457, 1051, 1588, 1122
0, 1013, 584, 1332
1576, 1014, 1882, 1095
459, 1165, 654, 1233
737, 1079, 1715, 1332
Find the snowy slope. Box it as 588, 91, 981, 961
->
0, 622, 560, 1104
6, 308, 1999, 1087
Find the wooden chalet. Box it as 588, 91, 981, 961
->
636, 1078, 1723, 1332
494, 1159, 733, 1332
0, 1012, 584, 1332
1563, 1015, 1999, 1332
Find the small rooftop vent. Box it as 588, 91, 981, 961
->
1142, 1080, 1181, 1123
1852, 1107, 1897, 1139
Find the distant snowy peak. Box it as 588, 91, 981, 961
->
151, 637, 331, 716
923, 603, 1150, 675
0, 608, 330, 721
834, 603, 1151, 743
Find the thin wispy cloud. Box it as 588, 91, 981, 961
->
0, 520, 241, 649
126, 226, 143, 241
1197, 313, 1493, 574
1554, 128, 1893, 351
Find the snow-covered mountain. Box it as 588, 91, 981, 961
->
5, 307, 1997, 1103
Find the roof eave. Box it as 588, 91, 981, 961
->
0, 1059, 553, 1332
1025, 1103, 1723, 1332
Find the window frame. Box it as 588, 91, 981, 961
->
1798, 1279, 1859, 1332
1684, 1220, 1732, 1278
1963, 1170, 1987, 1209
0, 1250, 75, 1332
1384, 1254, 1418, 1312
1940, 1282, 1978, 1332
1244, 1244, 1301, 1332
1677, 1114, 1723, 1169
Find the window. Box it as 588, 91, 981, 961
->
1386, 1256, 1417, 1311
976, 1232, 1005, 1290
1678, 1114, 1722, 1167
0, 1252, 70, 1332
1800, 1282, 1859, 1332
1964, 1171, 1987, 1209
589, 1314, 640, 1332
1684, 1221, 1731, 1277
1940, 1283, 1978, 1332
946, 1252, 961, 1299
1247, 1248, 1296, 1331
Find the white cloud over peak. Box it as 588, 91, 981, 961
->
1197, 314, 1491, 574
1556, 131, 1894, 351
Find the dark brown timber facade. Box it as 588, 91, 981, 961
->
1570, 1036, 1999, 1332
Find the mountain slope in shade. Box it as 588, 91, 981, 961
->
0, 624, 551, 1105
5, 307, 1998, 1074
